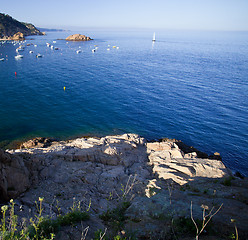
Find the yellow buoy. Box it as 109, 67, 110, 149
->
64, 86, 66, 91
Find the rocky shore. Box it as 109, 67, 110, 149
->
0, 13, 45, 40
0, 134, 247, 239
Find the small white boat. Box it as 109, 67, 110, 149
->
16, 47, 24, 52
36, 54, 42, 58
0, 58, 4, 61
51, 45, 54, 50
152, 32, 156, 42
29, 51, 34, 53
15, 55, 23, 59
34, 45, 37, 47
107, 48, 110, 51
116, 46, 119, 49
76, 50, 82, 54
92, 49, 96, 52
53, 41, 56, 43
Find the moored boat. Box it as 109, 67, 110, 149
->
15, 54, 23, 59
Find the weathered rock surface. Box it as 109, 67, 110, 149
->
147, 141, 229, 185
0, 149, 30, 201
1, 134, 247, 239
11, 31, 25, 40
65, 34, 92, 41
20, 137, 54, 149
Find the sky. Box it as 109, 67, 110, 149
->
1, 0, 248, 31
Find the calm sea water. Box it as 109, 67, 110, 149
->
0, 30, 248, 176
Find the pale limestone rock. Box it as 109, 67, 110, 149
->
147, 142, 172, 153
169, 148, 184, 158
147, 137, 229, 185
184, 152, 197, 158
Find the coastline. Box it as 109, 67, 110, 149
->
0, 132, 240, 176
1, 132, 222, 160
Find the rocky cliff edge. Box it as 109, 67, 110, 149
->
1, 134, 247, 239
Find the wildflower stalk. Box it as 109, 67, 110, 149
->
231, 219, 239, 240
191, 201, 223, 240
1, 205, 8, 237
9, 199, 18, 239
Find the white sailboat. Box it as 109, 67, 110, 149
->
152, 32, 156, 42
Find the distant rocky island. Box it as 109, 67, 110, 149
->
0, 13, 45, 40
65, 33, 93, 41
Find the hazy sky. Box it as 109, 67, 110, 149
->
1, 0, 248, 31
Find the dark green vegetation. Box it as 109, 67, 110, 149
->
100, 201, 131, 233
0, 198, 243, 240
28, 210, 90, 239
0, 13, 43, 38
0, 199, 89, 240
222, 176, 235, 186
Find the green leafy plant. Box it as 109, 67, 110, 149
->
0, 198, 90, 240
94, 229, 107, 240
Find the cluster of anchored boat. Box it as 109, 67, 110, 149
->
0, 39, 121, 62
75, 44, 119, 54
0, 40, 43, 60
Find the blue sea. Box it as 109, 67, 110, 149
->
0, 30, 248, 176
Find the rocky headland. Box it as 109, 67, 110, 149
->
65, 34, 93, 41
0, 134, 247, 239
0, 13, 45, 40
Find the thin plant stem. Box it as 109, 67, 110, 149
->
191, 201, 223, 240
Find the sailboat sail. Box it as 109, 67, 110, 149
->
152, 32, 156, 41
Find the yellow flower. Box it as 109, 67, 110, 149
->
10, 199, 13, 203
39, 197, 44, 202
1, 205, 8, 211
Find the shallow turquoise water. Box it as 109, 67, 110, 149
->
0, 30, 248, 175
